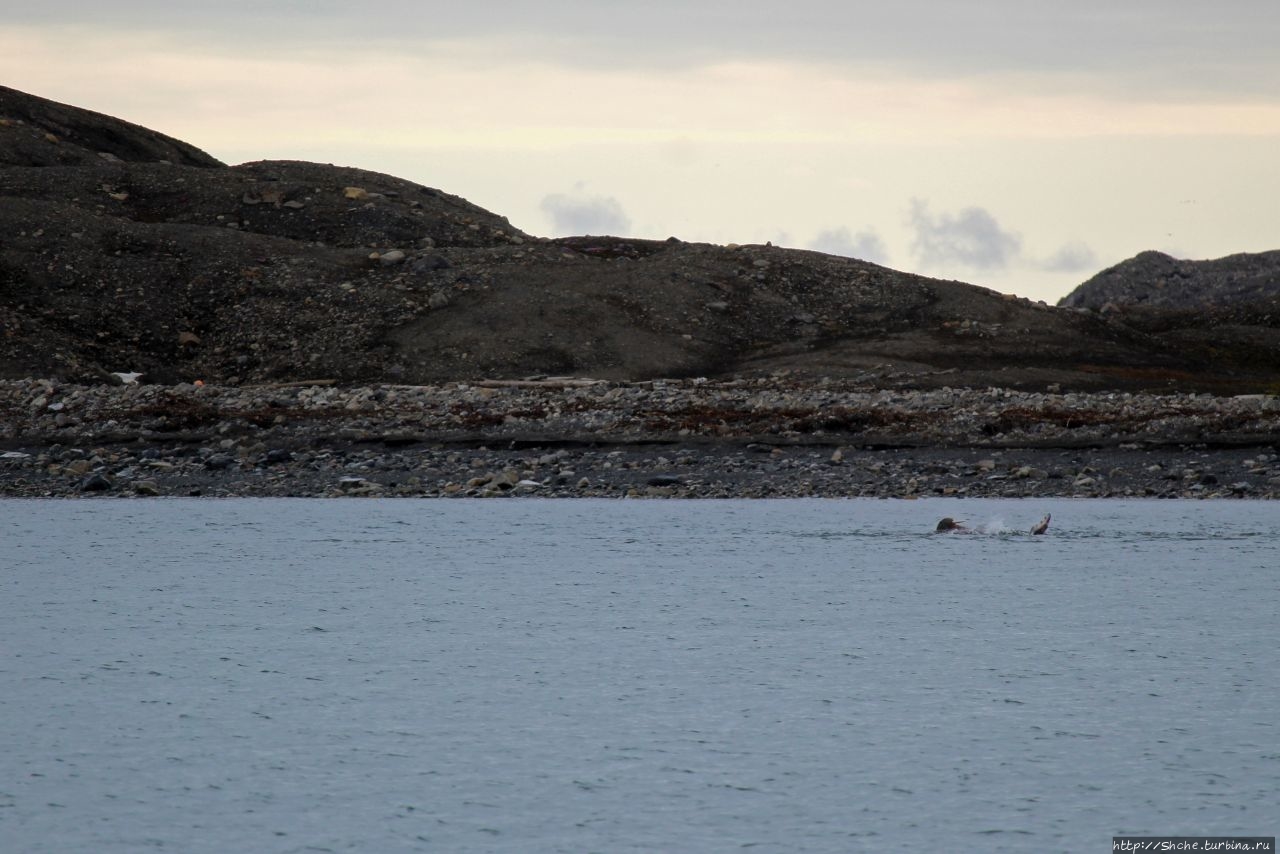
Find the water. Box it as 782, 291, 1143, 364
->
2, 498, 1276, 853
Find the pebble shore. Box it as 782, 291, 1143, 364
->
2, 377, 1278, 498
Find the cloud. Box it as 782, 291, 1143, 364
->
540, 191, 631, 236
908, 199, 1021, 271
809, 227, 889, 264
906, 202, 1102, 278
1038, 242, 1099, 273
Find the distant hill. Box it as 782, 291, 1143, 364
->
1057, 251, 1280, 386
1059, 250, 1280, 311
2, 85, 1277, 392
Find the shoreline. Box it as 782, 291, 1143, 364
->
3, 378, 1278, 498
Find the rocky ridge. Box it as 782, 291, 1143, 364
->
1061, 250, 1280, 311
1059, 251, 1280, 390
3, 85, 1277, 392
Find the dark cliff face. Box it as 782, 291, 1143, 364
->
0, 86, 1275, 392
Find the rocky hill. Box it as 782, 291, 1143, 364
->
1060, 250, 1280, 311
1058, 251, 1280, 387
2, 86, 1277, 393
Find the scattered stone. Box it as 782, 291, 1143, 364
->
412, 255, 451, 273
491, 470, 520, 489
79, 473, 112, 492
64, 459, 93, 476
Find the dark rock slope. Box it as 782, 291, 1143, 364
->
1060, 250, 1280, 310
1059, 251, 1280, 387
0, 85, 223, 168
2, 86, 1275, 392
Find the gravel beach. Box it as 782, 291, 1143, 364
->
3, 377, 1277, 499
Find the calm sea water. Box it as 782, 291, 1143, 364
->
1, 498, 1276, 853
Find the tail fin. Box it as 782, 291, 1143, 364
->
1030, 513, 1051, 535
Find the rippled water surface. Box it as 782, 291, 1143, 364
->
2, 498, 1276, 853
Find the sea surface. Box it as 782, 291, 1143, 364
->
2, 498, 1276, 853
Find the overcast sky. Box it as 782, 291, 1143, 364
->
4, 1, 1278, 302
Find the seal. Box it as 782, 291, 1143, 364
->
935, 514, 1051, 534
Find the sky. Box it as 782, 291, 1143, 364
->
3, 1, 1279, 303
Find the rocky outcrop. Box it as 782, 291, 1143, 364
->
2, 86, 1277, 392
1058, 251, 1280, 386
1060, 249, 1280, 311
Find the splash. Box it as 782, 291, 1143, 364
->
975, 516, 1017, 535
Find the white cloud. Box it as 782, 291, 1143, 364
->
809, 227, 890, 264
906, 202, 1103, 278
908, 200, 1022, 271
540, 191, 631, 236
